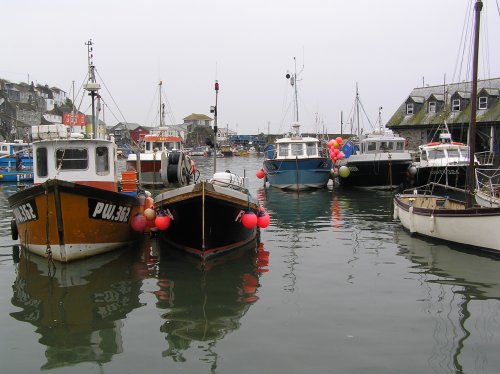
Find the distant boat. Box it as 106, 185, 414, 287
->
0, 140, 33, 183
393, 0, 500, 254
8, 40, 142, 262
154, 81, 268, 258
262, 60, 332, 191
126, 81, 194, 187
337, 92, 412, 190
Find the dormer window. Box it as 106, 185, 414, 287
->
428, 101, 436, 113
406, 103, 414, 115
452, 99, 460, 112
478, 96, 487, 110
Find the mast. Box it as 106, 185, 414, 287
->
212, 80, 219, 174
286, 57, 300, 123
84, 39, 101, 139
466, 0, 482, 202
159, 81, 164, 127
355, 83, 360, 137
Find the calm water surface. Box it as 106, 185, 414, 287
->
1, 156, 499, 374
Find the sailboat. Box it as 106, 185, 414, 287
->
126, 81, 194, 187
337, 87, 413, 190
393, 0, 500, 254
262, 60, 333, 191
8, 40, 142, 262
153, 81, 268, 258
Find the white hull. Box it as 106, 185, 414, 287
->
393, 194, 500, 253
475, 189, 500, 207
25, 242, 128, 262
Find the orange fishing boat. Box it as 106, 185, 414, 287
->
8, 40, 142, 262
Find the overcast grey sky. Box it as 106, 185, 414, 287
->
3, 0, 500, 135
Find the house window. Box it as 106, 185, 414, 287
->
428, 101, 436, 113
406, 103, 414, 115
478, 97, 487, 110
452, 99, 460, 111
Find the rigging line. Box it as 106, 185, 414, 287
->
94, 68, 128, 123
100, 99, 122, 123
481, 1, 491, 79
161, 84, 177, 125
75, 72, 90, 114
453, 0, 473, 84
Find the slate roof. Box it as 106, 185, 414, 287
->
387, 77, 500, 127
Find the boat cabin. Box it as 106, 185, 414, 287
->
32, 124, 118, 190
358, 133, 406, 154
141, 127, 183, 153
275, 139, 321, 159
418, 132, 470, 166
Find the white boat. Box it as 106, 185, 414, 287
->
126, 81, 194, 187
337, 93, 413, 190
393, 0, 500, 254
407, 124, 484, 189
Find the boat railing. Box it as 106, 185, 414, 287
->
475, 151, 495, 166
475, 167, 500, 197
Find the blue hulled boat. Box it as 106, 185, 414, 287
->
262, 62, 332, 191
263, 122, 332, 190
0, 141, 33, 183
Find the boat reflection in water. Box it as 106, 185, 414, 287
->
10, 246, 143, 370
397, 235, 500, 373
143, 237, 268, 363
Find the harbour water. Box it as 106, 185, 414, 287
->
1, 156, 500, 373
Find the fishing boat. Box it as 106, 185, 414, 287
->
126, 81, 194, 187
337, 91, 413, 190
393, 0, 500, 254
8, 40, 142, 262
407, 123, 486, 189
154, 81, 268, 258
262, 62, 332, 191
0, 140, 33, 183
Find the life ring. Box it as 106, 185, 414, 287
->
426, 142, 440, 146
451, 141, 465, 145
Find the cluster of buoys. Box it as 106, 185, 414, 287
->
256, 168, 266, 179
327, 137, 345, 163
131, 191, 171, 232
241, 206, 270, 229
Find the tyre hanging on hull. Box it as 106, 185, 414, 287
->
160, 151, 192, 186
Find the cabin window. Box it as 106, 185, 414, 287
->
406, 103, 414, 115
396, 141, 404, 150
1, 146, 7, 152
36, 147, 48, 177
291, 143, 304, 156
56, 148, 88, 170
145, 142, 152, 151
452, 99, 460, 111
306, 142, 317, 156
428, 101, 436, 113
153, 142, 162, 150
95, 146, 110, 175
367, 142, 377, 152
278, 144, 289, 157
379, 141, 392, 151
478, 96, 487, 110
447, 149, 460, 159
428, 149, 446, 159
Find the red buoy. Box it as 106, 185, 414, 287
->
256, 168, 265, 179
155, 215, 171, 230
131, 214, 147, 232
257, 212, 270, 228
241, 212, 258, 228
